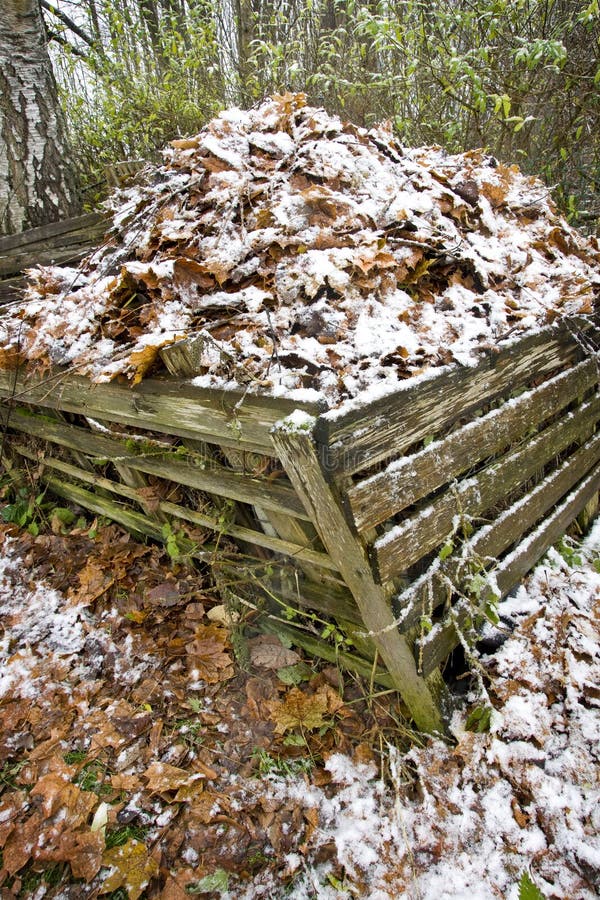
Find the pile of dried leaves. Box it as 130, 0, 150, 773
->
0, 518, 399, 898
1, 93, 599, 403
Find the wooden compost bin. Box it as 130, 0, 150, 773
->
1, 315, 599, 734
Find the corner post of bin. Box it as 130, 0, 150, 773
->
271, 409, 449, 736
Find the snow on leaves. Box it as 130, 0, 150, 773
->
0, 93, 598, 404
100, 839, 159, 899
0, 521, 381, 897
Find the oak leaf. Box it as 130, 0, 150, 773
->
50, 829, 104, 881
100, 839, 159, 899
2, 811, 45, 875
69, 559, 114, 605
31, 772, 97, 826
129, 344, 164, 386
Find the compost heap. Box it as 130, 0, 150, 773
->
2, 93, 599, 405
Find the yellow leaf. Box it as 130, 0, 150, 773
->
100, 839, 159, 899
129, 336, 185, 385
129, 345, 162, 386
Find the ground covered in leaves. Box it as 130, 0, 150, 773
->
0, 514, 405, 899
0, 508, 599, 899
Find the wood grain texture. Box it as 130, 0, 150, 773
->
0, 214, 106, 276
393, 429, 600, 637
13, 443, 337, 571
0, 369, 326, 454
374, 393, 600, 582
418, 460, 600, 675
6, 406, 310, 520
272, 421, 447, 734
315, 320, 594, 476
349, 357, 598, 531
0, 213, 103, 252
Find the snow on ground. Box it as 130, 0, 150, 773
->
0, 524, 599, 898
234, 528, 600, 899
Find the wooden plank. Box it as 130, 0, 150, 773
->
41, 475, 167, 544
393, 429, 600, 640
159, 338, 328, 578
6, 407, 311, 520
271, 576, 361, 625
258, 618, 394, 689
374, 393, 600, 582
0, 276, 26, 304
315, 319, 595, 476
272, 417, 447, 735
13, 443, 337, 571
159, 500, 337, 570
418, 461, 600, 675
0, 213, 104, 253
0, 370, 327, 455
0, 235, 106, 277
349, 358, 598, 531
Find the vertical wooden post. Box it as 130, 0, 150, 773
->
272, 415, 447, 735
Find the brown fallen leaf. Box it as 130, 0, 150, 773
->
144, 761, 204, 796
269, 687, 329, 735
31, 772, 97, 827
186, 623, 234, 684
248, 634, 301, 670
52, 829, 104, 881
69, 559, 114, 605
2, 810, 45, 875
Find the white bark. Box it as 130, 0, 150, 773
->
0, 0, 81, 235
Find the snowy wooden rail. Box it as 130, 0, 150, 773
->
1, 316, 599, 734
0, 213, 106, 303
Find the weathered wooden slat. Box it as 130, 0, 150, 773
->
42, 475, 168, 544
159, 500, 336, 570
159, 332, 328, 582
418, 461, 600, 675
272, 417, 447, 735
315, 320, 595, 476
258, 618, 394, 688
0, 235, 106, 278
0, 213, 104, 253
393, 429, 600, 638
6, 407, 311, 520
349, 358, 598, 532
374, 393, 600, 582
271, 576, 361, 624
0, 370, 326, 455
0, 222, 105, 261
0, 276, 26, 304
13, 443, 337, 571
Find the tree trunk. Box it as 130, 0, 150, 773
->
0, 0, 82, 236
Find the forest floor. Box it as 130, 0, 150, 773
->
0, 506, 599, 900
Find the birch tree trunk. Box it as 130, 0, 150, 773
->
0, 0, 81, 236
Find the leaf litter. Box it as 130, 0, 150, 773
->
0, 93, 598, 405
0, 92, 599, 897
0, 512, 598, 898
